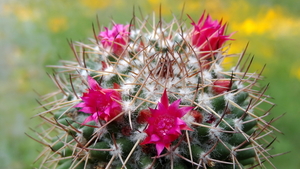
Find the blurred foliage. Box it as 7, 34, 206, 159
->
0, 0, 299, 168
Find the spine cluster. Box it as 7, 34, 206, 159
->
31, 11, 280, 169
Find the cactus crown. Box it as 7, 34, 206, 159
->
31, 10, 281, 169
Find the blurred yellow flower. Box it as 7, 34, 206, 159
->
222, 56, 235, 70
233, 7, 300, 37
147, 0, 170, 15
221, 39, 248, 70
47, 17, 68, 33
80, 0, 109, 10
2, 3, 38, 21
148, 0, 161, 5
291, 66, 300, 80
180, 1, 201, 12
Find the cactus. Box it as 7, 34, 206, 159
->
30, 11, 282, 169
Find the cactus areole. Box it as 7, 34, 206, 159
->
32, 10, 282, 169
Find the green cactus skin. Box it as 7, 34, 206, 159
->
30, 11, 282, 169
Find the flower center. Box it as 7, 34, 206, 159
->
95, 96, 111, 113
156, 116, 175, 136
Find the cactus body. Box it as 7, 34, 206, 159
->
31, 11, 281, 169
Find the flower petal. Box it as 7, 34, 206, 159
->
156, 142, 166, 155
160, 89, 169, 108
87, 76, 101, 90
150, 134, 160, 142
82, 114, 97, 124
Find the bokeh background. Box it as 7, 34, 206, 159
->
1, 0, 299, 168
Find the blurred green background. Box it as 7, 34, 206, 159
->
1, 0, 299, 168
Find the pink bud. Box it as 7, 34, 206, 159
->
190, 110, 203, 123
137, 109, 151, 124
213, 80, 231, 94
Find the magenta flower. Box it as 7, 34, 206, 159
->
190, 12, 234, 57
75, 76, 122, 124
98, 24, 130, 56
140, 90, 193, 155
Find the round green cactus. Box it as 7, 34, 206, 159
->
31, 10, 282, 169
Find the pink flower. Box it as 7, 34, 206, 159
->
75, 76, 122, 124
98, 24, 130, 56
190, 12, 234, 57
140, 90, 193, 155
